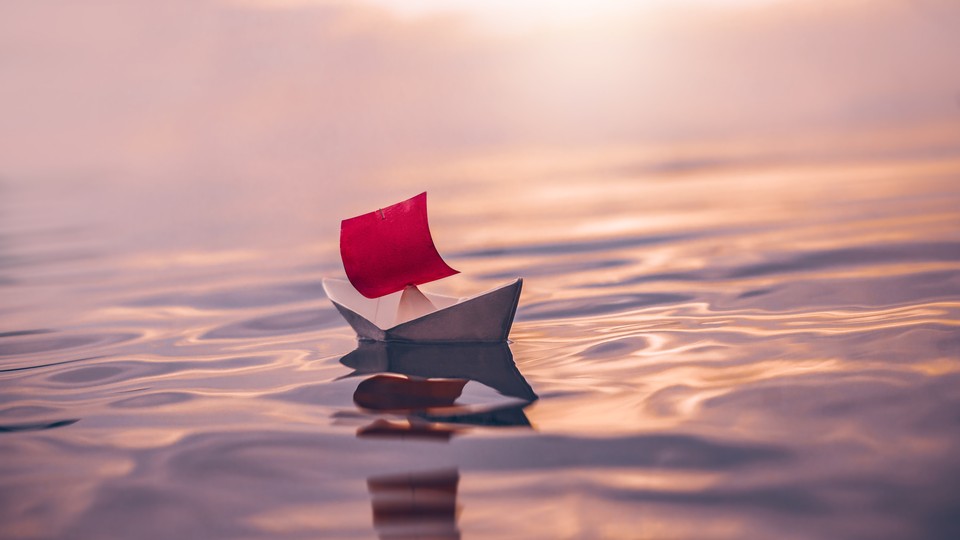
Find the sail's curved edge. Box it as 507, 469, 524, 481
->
340, 192, 459, 298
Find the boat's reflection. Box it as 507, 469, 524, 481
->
344, 342, 535, 539
354, 375, 468, 411
357, 418, 463, 442
341, 342, 538, 438
367, 468, 461, 540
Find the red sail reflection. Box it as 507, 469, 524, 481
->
340, 192, 459, 298
357, 418, 462, 442
367, 469, 461, 540
353, 374, 468, 411
354, 374, 468, 441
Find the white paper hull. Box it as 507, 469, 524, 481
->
322, 278, 522, 343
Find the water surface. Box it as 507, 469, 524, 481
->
4, 149, 960, 539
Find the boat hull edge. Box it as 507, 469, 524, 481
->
329, 278, 522, 343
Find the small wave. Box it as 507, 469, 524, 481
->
0, 419, 79, 433
518, 293, 693, 321
0, 332, 140, 358
200, 308, 342, 340
127, 281, 326, 310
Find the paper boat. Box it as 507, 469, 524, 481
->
324, 192, 522, 343
323, 277, 521, 343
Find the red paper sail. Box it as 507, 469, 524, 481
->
340, 192, 459, 298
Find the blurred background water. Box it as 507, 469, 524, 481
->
2, 1, 960, 538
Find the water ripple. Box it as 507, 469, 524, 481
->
0, 332, 140, 358
454, 232, 695, 258
200, 308, 341, 340
0, 419, 79, 433
127, 281, 326, 310
518, 293, 694, 321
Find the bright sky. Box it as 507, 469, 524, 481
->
236, 0, 789, 29
1, 0, 957, 184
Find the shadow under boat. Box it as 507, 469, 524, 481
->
341, 342, 538, 434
